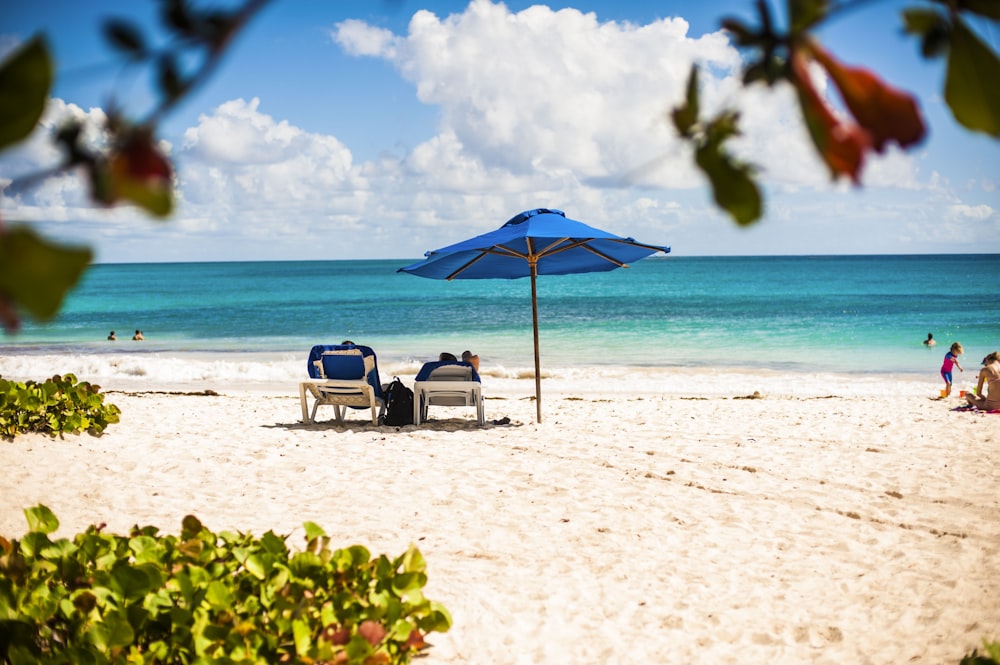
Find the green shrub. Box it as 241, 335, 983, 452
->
0, 374, 120, 439
0, 505, 451, 664
963, 641, 1000, 665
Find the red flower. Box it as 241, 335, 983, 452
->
99, 128, 174, 216
790, 50, 869, 183
109, 130, 172, 186
806, 40, 926, 153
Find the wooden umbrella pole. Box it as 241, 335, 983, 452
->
530, 261, 542, 423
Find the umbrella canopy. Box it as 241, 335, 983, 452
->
399, 208, 670, 422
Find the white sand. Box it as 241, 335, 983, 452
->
2, 368, 998, 663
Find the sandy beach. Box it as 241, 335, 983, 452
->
2, 368, 997, 663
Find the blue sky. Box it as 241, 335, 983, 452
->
2, 0, 998, 262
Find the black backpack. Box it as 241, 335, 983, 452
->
383, 377, 414, 426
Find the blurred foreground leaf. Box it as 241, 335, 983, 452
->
695, 137, 762, 227
0, 226, 93, 321
0, 35, 52, 151
673, 66, 762, 226
945, 18, 1000, 137
955, 0, 1000, 21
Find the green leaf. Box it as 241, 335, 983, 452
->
720, 18, 759, 47
391, 572, 427, 594
347, 545, 372, 567
400, 546, 426, 574
957, 0, 1000, 20
181, 515, 204, 539
111, 564, 151, 602
129, 535, 164, 563
789, 0, 829, 31
345, 634, 375, 660
103, 19, 146, 57
695, 141, 762, 226
671, 66, 700, 137
902, 8, 952, 60
24, 504, 59, 535
945, 17, 1000, 136
260, 530, 289, 557
418, 605, 453, 633
293, 618, 311, 656
20, 532, 53, 558
158, 53, 186, 102
902, 8, 944, 35
90, 610, 135, 650
0, 35, 52, 151
111, 173, 174, 217
204, 580, 233, 609
245, 553, 269, 580
303, 521, 326, 541
0, 226, 93, 321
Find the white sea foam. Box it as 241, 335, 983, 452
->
0, 351, 944, 398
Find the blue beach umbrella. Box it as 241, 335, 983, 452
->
399, 208, 670, 423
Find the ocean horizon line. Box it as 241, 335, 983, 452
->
87, 252, 1000, 266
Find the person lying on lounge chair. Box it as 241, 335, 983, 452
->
461, 350, 480, 372
438, 350, 480, 372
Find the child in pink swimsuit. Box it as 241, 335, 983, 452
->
940, 342, 964, 397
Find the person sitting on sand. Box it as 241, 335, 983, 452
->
132, 329, 144, 340
940, 342, 964, 397
107, 330, 117, 341
462, 350, 480, 372
923, 332, 936, 347
965, 351, 1000, 411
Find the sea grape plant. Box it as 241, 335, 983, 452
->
962, 640, 1000, 665
0, 374, 121, 439
0, 505, 451, 664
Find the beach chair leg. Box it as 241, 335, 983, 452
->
413, 392, 422, 426
299, 383, 312, 423
334, 405, 345, 424
369, 403, 378, 425
477, 397, 485, 426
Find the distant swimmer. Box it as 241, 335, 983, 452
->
107, 330, 117, 341
132, 329, 144, 340
923, 332, 936, 347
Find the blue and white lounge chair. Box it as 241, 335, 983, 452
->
299, 344, 385, 425
412, 360, 484, 426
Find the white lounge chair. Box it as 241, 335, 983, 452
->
412, 361, 484, 426
299, 344, 385, 425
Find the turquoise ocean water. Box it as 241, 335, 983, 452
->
2, 255, 998, 385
